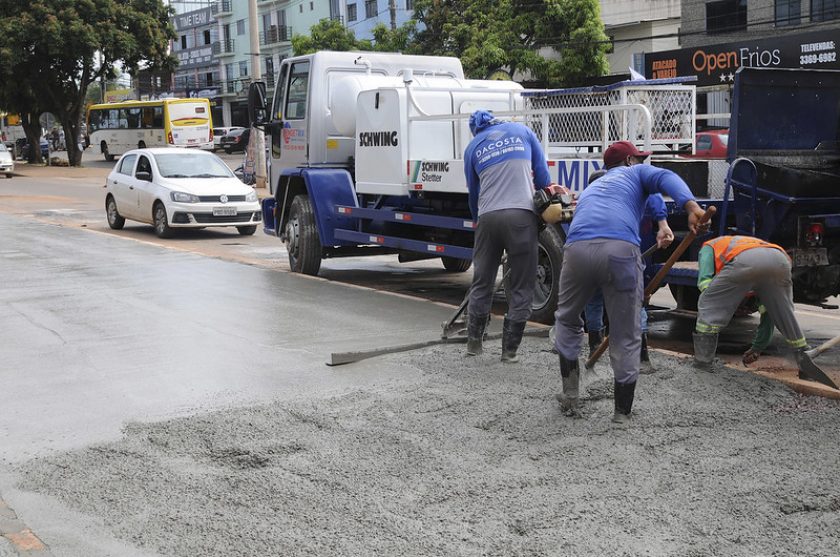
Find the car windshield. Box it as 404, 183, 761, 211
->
155, 153, 234, 178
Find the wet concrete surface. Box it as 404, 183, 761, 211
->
2, 154, 840, 555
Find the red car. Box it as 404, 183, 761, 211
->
683, 129, 728, 159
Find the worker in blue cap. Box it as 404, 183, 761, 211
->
463, 109, 553, 362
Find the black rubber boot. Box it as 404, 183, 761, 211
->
693, 332, 718, 372
555, 355, 582, 417
640, 333, 655, 375
588, 328, 605, 353
466, 314, 488, 356
612, 380, 636, 425
500, 318, 527, 363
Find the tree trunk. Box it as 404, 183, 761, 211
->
58, 107, 83, 166
21, 112, 43, 165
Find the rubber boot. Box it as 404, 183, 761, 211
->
693, 332, 718, 372
640, 332, 655, 375
555, 355, 582, 417
612, 380, 636, 425
500, 318, 526, 363
466, 314, 488, 356
588, 328, 605, 353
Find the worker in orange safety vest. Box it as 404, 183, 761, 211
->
693, 235, 811, 374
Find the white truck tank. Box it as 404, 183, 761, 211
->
350, 77, 523, 196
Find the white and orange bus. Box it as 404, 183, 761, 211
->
87, 98, 213, 161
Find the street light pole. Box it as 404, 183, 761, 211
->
248, 0, 267, 189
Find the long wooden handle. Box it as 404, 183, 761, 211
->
585, 206, 717, 369
806, 333, 840, 359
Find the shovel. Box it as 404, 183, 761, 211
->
797, 349, 840, 390
805, 333, 840, 359
585, 206, 717, 370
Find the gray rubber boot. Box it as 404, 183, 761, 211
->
500, 317, 526, 363
640, 333, 655, 375
466, 314, 488, 356
693, 332, 718, 372
612, 380, 636, 426
555, 355, 582, 417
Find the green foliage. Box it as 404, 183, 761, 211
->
411, 0, 609, 86
0, 0, 175, 165
292, 19, 370, 55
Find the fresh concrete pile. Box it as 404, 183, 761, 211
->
17, 340, 840, 556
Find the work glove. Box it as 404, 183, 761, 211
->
742, 348, 761, 365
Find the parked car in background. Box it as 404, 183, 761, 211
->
682, 129, 729, 159
0, 143, 14, 177
104, 148, 262, 238
20, 138, 49, 160
212, 126, 244, 151
220, 127, 250, 154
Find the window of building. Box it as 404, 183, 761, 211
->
181, 35, 187, 50
706, 0, 747, 34
239, 60, 249, 77
236, 19, 246, 35
310, 1, 314, 10
299, 4, 303, 13
265, 56, 274, 80
406, 0, 414, 9
203, 29, 211, 45
225, 63, 234, 81
775, 0, 801, 25
277, 9, 286, 26
365, 0, 377, 18
347, 3, 357, 21
812, 0, 840, 21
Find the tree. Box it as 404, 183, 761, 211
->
0, 1, 175, 166
411, 0, 609, 86
292, 19, 370, 55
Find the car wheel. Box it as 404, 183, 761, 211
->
4, 173, 11, 179
105, 195, 125, 230
153, 202, 174, 239
285, 194, 322, 275
441, 256, 471, 273
237, 225, 257, 236
224, 148, 232, 154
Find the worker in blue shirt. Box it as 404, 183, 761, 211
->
463, 109, 552, 362
554, 141, 706, 425
583, 186, 672, 374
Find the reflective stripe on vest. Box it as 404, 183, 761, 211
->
702, 236, 787, 274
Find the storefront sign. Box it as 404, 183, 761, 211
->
645, 29, 840, 87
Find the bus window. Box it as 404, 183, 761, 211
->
125, 108, 142, 129
153, 106, 164, 128
108, 109, 120, 129
285, 61, 309, 120
89, 110, 103, 132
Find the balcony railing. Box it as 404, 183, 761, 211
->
260, 26, 292, 47
212, 0, 233, 16
212, 39, 235, 56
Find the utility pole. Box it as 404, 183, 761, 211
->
389, 0, 397, 30
248, 0, 267, 189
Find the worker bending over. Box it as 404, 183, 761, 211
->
693, 235, 810, 372
554, 141, 705, 424
463, 109, 552, 362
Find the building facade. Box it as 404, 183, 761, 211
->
170, 6, 223, 125
645, 1, 840, 127
601, 0, 682, 77
345, 0, 415, 39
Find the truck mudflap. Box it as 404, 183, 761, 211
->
261, 198, 278, 236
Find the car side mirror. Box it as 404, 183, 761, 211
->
248, 81, 268, 128
136, 171, 152, 182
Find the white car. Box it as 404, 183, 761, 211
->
212, 126, 244, 151
104, 148, 261, 238
0, 143, 14, 177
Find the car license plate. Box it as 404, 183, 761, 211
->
212, 207, 237, 217
792, 248, 829, 267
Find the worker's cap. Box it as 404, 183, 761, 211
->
603, 140, 652, 166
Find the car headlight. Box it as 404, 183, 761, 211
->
170, 191, 200, 203
245, 190, 258, 202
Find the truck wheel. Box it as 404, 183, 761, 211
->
441, 257, 471, 273
505, 225, 565, 324
285, 194, 322, 275
669, 284, 700, 311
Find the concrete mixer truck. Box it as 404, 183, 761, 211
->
247, 51, 697, 322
